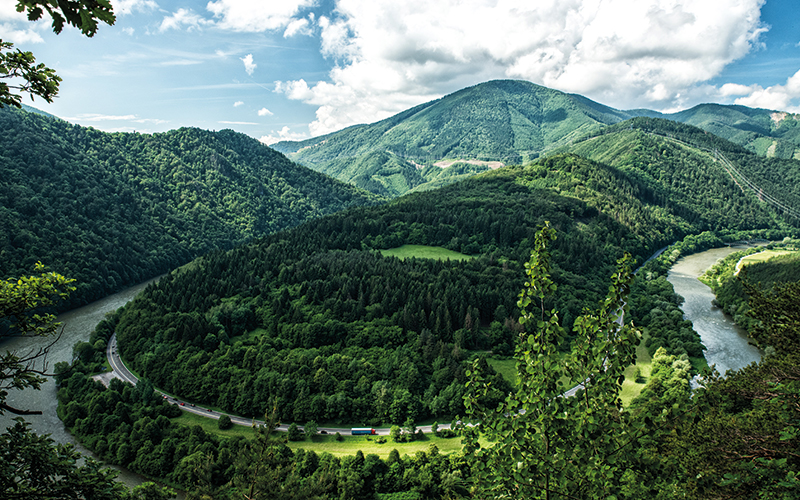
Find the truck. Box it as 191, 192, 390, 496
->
351, 427, 376, 435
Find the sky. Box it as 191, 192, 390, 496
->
1, 0, 799, 144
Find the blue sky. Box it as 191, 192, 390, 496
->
1, 0, 798, 144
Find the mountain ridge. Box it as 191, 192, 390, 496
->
271, 79, 800, 197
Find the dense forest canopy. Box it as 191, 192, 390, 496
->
111, 136, 799, 425
0, 106, 381, 308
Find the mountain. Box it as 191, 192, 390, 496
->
654, 103, 800, 159
0, 106, 381, 308
110, 119, 800, 425
272, 80, 631, 197
272, 80, 800, 197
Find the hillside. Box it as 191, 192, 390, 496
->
565, 117, 800, 227
108, 132, 799, 426
0, 106, 381, 308
273, 80, 800, 197
272, 80, 630, 196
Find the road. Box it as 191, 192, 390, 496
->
104, 334, 447, 436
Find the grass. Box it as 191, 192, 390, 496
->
379, 245, 474, 261
285, 433, 464, 458
486, 357, 517, 384
619, 331, 653, 406
171, 412, 464, 458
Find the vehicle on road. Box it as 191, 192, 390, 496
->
351, 428, 376, 435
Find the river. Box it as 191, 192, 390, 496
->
0, 277, 160, 490
667, 247, 762, 374
1, 245, 763, 491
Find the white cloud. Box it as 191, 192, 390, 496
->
122, 26, 135, 35
284, 16, 313, 37
258, 107, 273, 116
220, 120, 258, 125
241, 53, 256, 75
159, 8, 212, 32
65, 113, 139, 122
207, 0, 316, 32
0, 22, 44, 43
275, 0, 768, 136
0, 3, 28, 21
112, 0, 158, 16
729, 69, 800, 112
233, 101, 244, 107
260, 126, 310, 145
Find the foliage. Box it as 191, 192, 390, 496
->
0, 106, 380, 307
56, 361, 474, 499
701, 244, 800, 332
661, 278, 800, 499
218, 414, 233, 430
0, 262, 75, 415
462, 223, 654, 499
1, 0, 115, 108
0, 418, 131, 500
105, 143, 800, 425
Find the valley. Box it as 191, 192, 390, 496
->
3, 80, 800, 500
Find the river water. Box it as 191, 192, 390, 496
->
667, 247, 762, 375
0, 277, 160, 490
1, 246, 763, 491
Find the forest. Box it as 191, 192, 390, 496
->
48, 227, 800, 499
4, 96, 800, 498
0, 106, 380, 308
101, 130, 800, 426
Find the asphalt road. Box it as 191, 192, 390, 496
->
105, 333, 447, 436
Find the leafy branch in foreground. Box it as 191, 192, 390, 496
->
0, 262, 75, 415
1, 0, 115, 108
461, 222, 646, 499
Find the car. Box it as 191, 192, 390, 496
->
320, 430, 328, 434
208, 408, 212, 412
180, 402, 185, 406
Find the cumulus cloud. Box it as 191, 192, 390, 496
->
260, 126, 310, 145
234, 101, 244, 107
284, 16, 313, 37
275, 0, 768, 136
725, 69, 800, 112
112, 0, 158, 16
207, 0, 316, 32
241, 54, 256, 75
258, 107, 273, 116
160, 8, 212, 32
0, 22, 44, 43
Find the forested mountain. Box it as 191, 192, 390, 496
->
0, 106, 381, 308
271, 80, 631, 197
272, 80, 800, 197
109, 119, 800, 426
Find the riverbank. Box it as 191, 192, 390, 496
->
667, 247, 762, 375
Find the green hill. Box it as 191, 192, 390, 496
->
272, 80, 631, 197
109, 131, 799, 425
273, 80, 800, 197
0, 106, 381, 308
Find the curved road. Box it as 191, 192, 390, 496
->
105, 334, 447, 436
104, 246, 664, 435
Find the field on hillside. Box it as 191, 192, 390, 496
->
379, 244, 474, 261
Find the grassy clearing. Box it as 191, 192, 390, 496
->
620, 330, 653, 406
740, 249, 795, 266
172, 412, 464, 458
286, 433, 464, 458
173, 411, 258, 440
486, 357, 517, 384
380, 245, 474, 261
